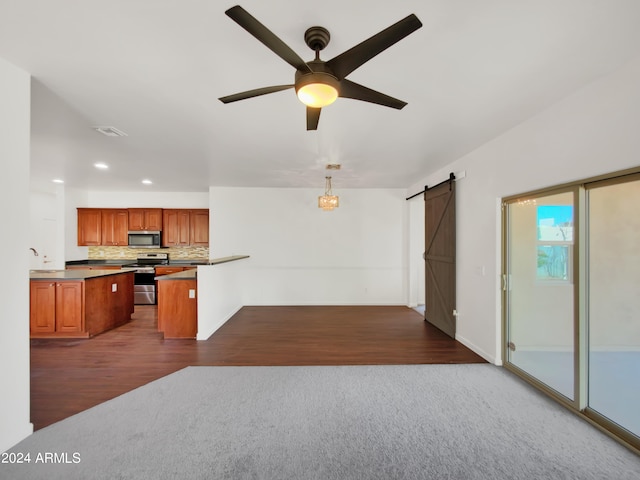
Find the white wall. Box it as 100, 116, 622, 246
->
208, 187, 408, 306
408, 55, 640, 365
86, 191, 209, 208
63, 187, 89, 261
407, 196, 425, 308
197, 261, 247, 340
0, 58, 33, 452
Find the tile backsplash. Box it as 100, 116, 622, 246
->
88, 246, 209, 261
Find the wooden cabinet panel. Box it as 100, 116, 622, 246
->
155, 266, 185, 276
157, 279, 197, 338
101, 209, 128, 246
162, 209, 191, 246
162, 209, 209, 247
190, 209, 209, 246
80, 207, 207, 246
55, 282, 83, 333
128, 208, 163, 231
30, 282, 56, 333
30, 272, 134, 338
77, 208, 102, 246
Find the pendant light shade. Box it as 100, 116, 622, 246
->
318, 176, 339, 211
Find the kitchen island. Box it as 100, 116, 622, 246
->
29, 269, 134, 338
155, 255, 250, 338
156, 268, 198, 339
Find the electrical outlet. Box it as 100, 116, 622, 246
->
189, 289, 196, 299
112, 283, 117, 292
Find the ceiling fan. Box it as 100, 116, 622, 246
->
219, 5, 422, 130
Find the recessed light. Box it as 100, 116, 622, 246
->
94, 162, 109, 170
141, 179, 152, 185
52, 179, 64, 184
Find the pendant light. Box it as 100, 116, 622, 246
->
318, 176, 339, 211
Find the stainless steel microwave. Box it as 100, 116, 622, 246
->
128, 231, 161, 248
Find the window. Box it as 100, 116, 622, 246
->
536, 205, 573, 282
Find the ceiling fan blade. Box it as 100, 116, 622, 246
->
307, 107, 321, 130
339, 79, 407, 109
218, 84, 294, 104
326, 14, 422, 80
226, 6, 312, 73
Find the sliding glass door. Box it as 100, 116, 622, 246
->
586, 174, 640, 438
503, 168, 640, 449
505, 190, 576, 401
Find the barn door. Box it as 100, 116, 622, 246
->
424, 176, 456, 338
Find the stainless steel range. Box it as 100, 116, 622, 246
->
122, 253, 169, 305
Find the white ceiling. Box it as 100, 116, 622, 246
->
2, 0, 640, 193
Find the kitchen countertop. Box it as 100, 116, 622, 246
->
156, 255, 250, 280
30, 269, 135, 280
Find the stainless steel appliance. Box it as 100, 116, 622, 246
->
127, 230, 162, 248
122, 253, 169, 305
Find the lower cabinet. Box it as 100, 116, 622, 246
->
30, 281, 83, 335
157, 279, 197, 338
30, 273, 134, 338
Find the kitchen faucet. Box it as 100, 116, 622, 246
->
30, 247, 39, 256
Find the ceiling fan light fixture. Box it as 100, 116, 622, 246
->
297, 83, 338, 108
295, 72, 340, 108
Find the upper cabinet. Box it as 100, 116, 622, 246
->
78, 207, 208, 247
190, 209, 210, 246
162, 209, 209, 247
77, 208, 102, 246
128, 208, 163, 231
78, 208, 128, 246
101, 209, 129, 246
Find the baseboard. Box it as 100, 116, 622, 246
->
455, 333, 500, 365
196, 304, 243, 341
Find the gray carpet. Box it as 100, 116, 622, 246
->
1, 365, 639, 479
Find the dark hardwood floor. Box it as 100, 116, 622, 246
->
30, 305, 486, 430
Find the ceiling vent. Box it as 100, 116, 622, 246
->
92, 126, 128, 137
326, 164, 341, 170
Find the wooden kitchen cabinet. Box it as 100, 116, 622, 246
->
77, 208, 128, 246
128, 208, 163, 231
77, 208, 102, 246
155, 266, 185, 276
162, 209, 192, 246
190, 209, 209, 246
101, 209, 129, 246
30, 272, 134, 338
157, 278, 197, 338
55, 282, 83, 333
30, 281, 83, 335
162, 209, 209, 247
29, 281, 57, 334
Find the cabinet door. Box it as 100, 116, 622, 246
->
144, 209, 163, 231
190, 209, 209, 246
30, 282, 56, 333
162, 209, 190, 246
102, 209, 129, 245
56, 282, 83, 333
127, 209, 146, 231
77, 208, 102, 246
128, 209, 163, 231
